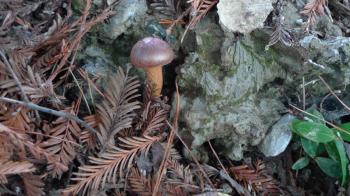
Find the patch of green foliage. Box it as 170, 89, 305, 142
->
291, 108, 350, 187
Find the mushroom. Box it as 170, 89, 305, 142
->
130, 37, 174, 97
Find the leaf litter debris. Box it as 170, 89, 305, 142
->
0, 0, 283, 195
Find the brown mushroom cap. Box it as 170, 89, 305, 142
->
130, 37, 174, 68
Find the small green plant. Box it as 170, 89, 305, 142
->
291, 108, 350, 187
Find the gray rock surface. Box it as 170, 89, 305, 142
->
177, 94, 284, 160
194, 15, 224, 65
177, 26, 287, 160
258, 114, 294, 157
176, 9, 350, 160
217, 0, 276, 33
299, 35, 350, 89
102, 0, 148, 40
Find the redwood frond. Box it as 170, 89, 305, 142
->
0, 122, 52, 161
266, 22, 294, 49
229, 161, 282, 195
140, 105, 169, 135
21, 66, 57, 100
137, 82, 170, 136
96, 67, 141, 149
128, 164, 188, 196
0, 106, 32, 133
187, 0, 218, 28
64, 135, 161, 195
169, 147, 182, 162
143, 82, 153, 106
40, 106, 82, 178
80, 115, 99, 150
300, 0, 328, 31
165, 160, 201, 195
33, 40, 69, 68
127, 167, 154, 195
0, 159, 35, 184
21, 174, 45, 196
0, 135, 14, 159
0, 66, 57, 101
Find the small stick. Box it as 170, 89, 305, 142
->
319, 76, 350, 112
152, 83, 180, 196
0, 50, 29, 103
167, 121, 215, 189
69, 68, 92, 114
0, 50, 42, 122
302, 77, 306, 110
0, 96, 97, 134
208, 140, 246, 195
290, 104, 350, 137
166, 7, 191, 35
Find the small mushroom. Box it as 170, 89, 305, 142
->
130, 37, 174, 97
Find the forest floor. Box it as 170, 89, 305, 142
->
1, 0, 350, 195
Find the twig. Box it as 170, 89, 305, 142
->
299, 79, 319, 88
307, 59, 326, 69
289, 104, 350, 137
166, 120, 215, 190
180, 0, 218, 43
208, 140, 246, 195
319, 76, 350, 112
152, 82, 180, 196
77, 68, 105, 97
320, 92, 333, 112
0, 50, 29, 103
0, 97, 97, 134
0, 50, 42, 122
166, 7, 191, 35
302, 77, 306, 110
69, 68, 92, 114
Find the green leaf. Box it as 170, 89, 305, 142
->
292, 157, 310, 170
334, 140, 349, 187
317, 143, 326, 155
305, 108, 324, 124
315, 157, 342, 178
292, 121, 336, 143
291, 118, 302, 130
301, 137, 319, 158
333, 123, 350, 142
325, 142, 340, 162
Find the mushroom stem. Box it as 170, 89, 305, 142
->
145, 66, 163, 97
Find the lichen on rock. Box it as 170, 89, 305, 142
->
102, 0, 148, 40
176, 16, 287, 160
